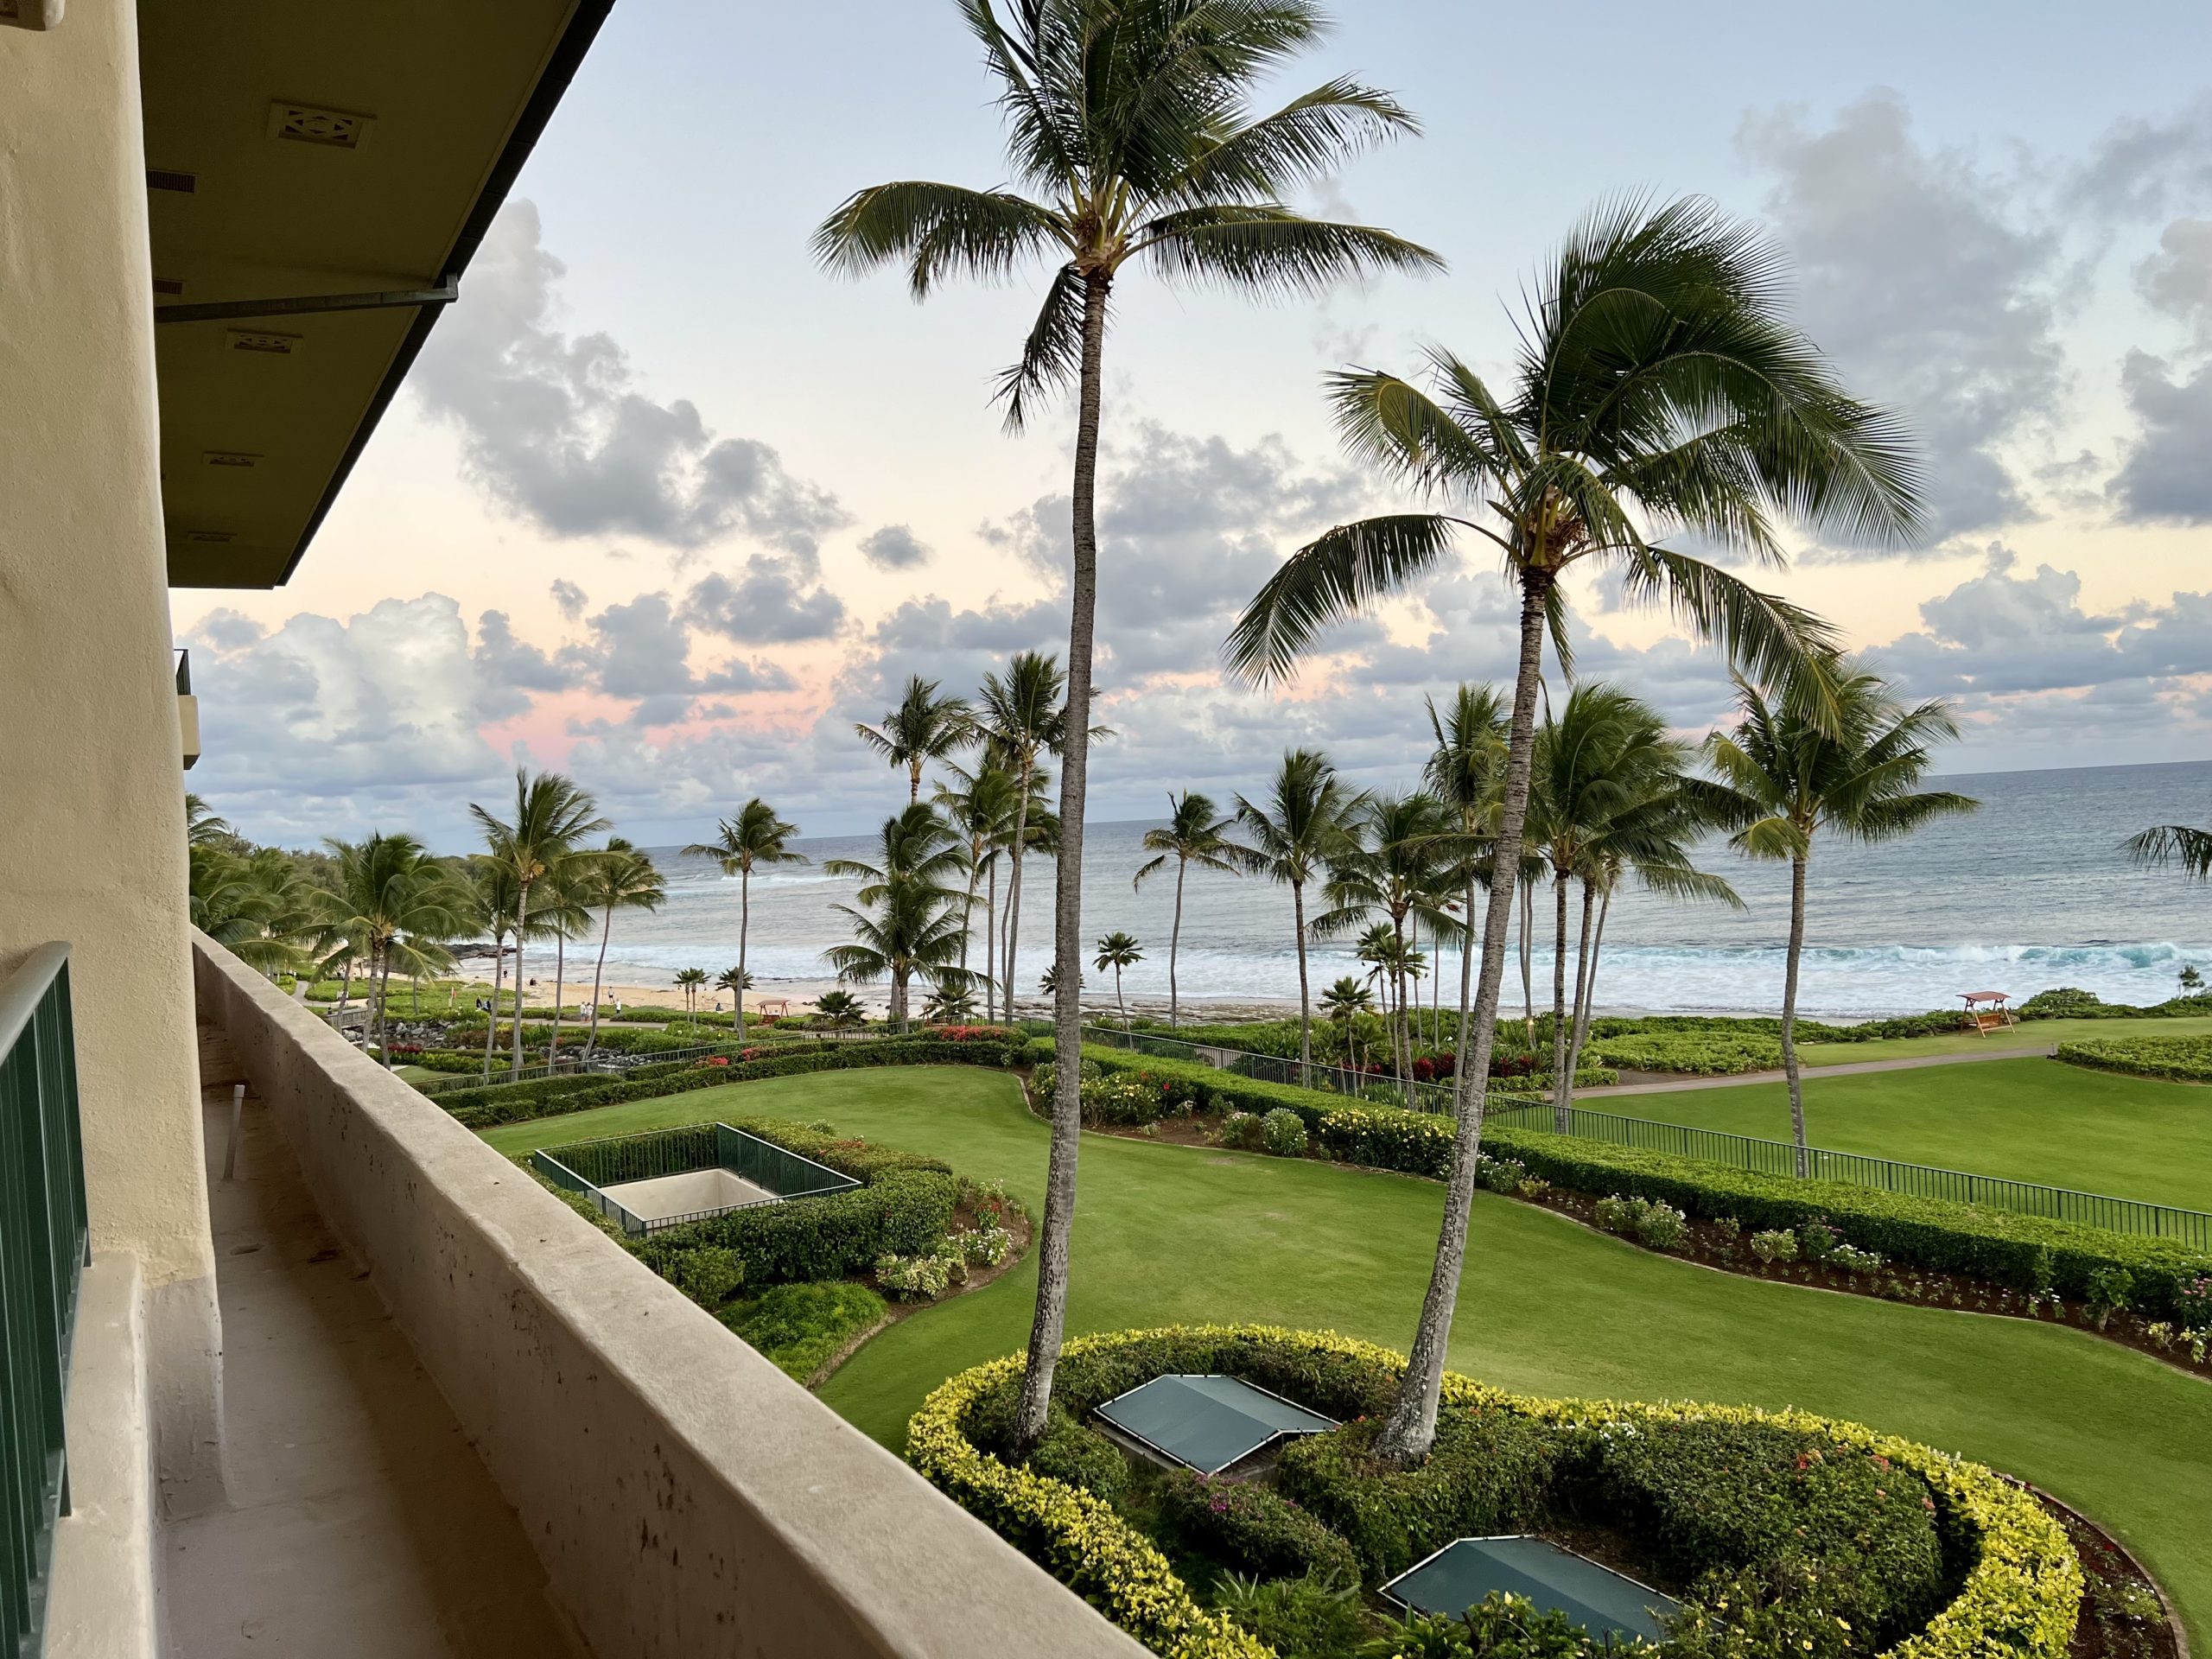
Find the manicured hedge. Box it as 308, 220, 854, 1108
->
1584, 1030, 1783, 1075
908, 1325, 2079, 1659
2055, 1035, 2212, 1083
1485, 1124, 2212, 1319
440, 1037, 1032, 1128
635, 1167, 957, 1288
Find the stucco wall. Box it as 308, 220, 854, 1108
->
0, 0, 223, 1507
191, 934, 1142, 1658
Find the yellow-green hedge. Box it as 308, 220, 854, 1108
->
906, 1325, 2081, 1659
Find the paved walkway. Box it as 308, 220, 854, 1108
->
1579, 1044, 2051, 1099
166, 1024, 582, 1658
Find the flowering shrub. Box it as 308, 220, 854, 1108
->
1830, 1243, 1886, 1276
957, 1224, 1015, 1268
874, 1250, 960, 1301
1750, 1229, 1799, 1264
933, 1024, 1014, 1043
1219, 1110, 1267, 1151
2177, 1273, 2212, 1326
906, 1326, 2079, 1659
1798, 1219, 1843, 1262
1596, 1194, 1689, 1252
1154, 1471, 1360, 1586
1260, 1108, 1309, 1157
1478, 1154, 1529, 1194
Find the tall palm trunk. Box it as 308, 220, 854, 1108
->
586, 908, 613, 1058
550, 931, 567, 1070
1376, 572, 1549, 1464
1167, 858, 1187, 1027
1519, 880, 1535, 1051
481, 932, 505, 1082
1452, 876, 1478, 1106
1014, 270, 1107, 1451
1292, 880, 1313, 1078
736, 867, 752, 1042
1392, 915, 1412, 1090
1568, 884, 1611, 1080
985, 861, 998, 1024
959, 851, 982, 982
1114, 964, 1127, 1027
1560, 880, 1596, 1117
1549, 870, 1572, 1129
336, 955, 354, 1015
1005, 758, 1033, 1023
510, 880, 533, 1077
1784, 850, 1810, 1178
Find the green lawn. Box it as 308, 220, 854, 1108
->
1796, 1013, 2212, 1067
480, 1066, 2212, 1644
1598, 1057, 2212, 1211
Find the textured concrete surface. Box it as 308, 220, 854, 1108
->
163, 1024, 579, 1658
46, 1257, 157, 1659
603, 1167, 774, 1222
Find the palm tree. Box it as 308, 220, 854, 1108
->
1318, 974, 1376, 1070
1038, 963, 1082, 1001
936, 759, 1027, 1010
855, 674, 975, 804
318, 834, 467, 1068
813, 988, 866, 1035
533, 855, 599, 1067
823, 804, 975, 1032
715, 966, 753, 1015
1313, 791, 1459, 1088
2126, 822, 2212, 881
184, 792, 237, 850
469, 769, 611, 1076
1702, 658, 1975, 1174
673, 967, 709, 1024
190, 845, 322, 976
820, 0, 1439, 1452
923, 982, 982, 1024
467, 859, 520, 1081
684, 799, 808, 1040
1092, 931, 1143, 1027
577, 838, 665, 1058
1235, 750, 1359, 1075
1425, 684, 1510, 1095
1226, 198, 1925, 1463
973, 652, 1070, 1026
1133, 791, 1249, 1027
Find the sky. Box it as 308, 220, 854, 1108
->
175, 0, 2212, 850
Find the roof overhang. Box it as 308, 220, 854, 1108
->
143, 0, 615, 588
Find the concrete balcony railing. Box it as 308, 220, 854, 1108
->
188, 933, 1139, 1657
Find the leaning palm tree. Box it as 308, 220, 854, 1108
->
184, 792, 237, 850
577, 837, 665, 1058
1132, 791, 1249, 1027
1225, 197, 1925, 1463
855, 674, 975, 804
1312, 791, 1459, 1088
1235, 749, 1360, 1075
533, 854, 600, 1067
684, 799, 808, 1040
1701, 658, 1975, 1174
973, 652, 1071, 1024
823, 803, 976, 1032
469, 769, 611, 1075
467, 859, 520, 1081
1092, 931, 1143, 1027
819, 0, 1440, 1451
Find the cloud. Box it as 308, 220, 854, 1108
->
2107, 351, 2212, 524
1740, 92, 2067, 548
557, 592, 795, 725
680, 551, 847, 643
859, 524, 932, 569
549, 578, 588, 620
410, 201, 849, 551
2069, 94, 2212, 224
193, 607, 266, 652
2135, 218, 2212, 341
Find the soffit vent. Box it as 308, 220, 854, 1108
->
226, 329, 302, 357
267, 101, 375, 150
147, 168, 198, 194
203, 451, 263, 469
181, 530, 237, 544
153, 277, 187, 296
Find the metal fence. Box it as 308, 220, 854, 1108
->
412, 1040, 741, 1097
1485, 1102, 2212, 1250
1071, 1022, 1468, 1113
2, 944, 89, 1659
533, 1123, 858, 1237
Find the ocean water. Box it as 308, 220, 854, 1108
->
597, 759, 2212, 1020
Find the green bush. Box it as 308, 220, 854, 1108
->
634, 1168, 958, 1289
1213, 1573, 1371, 1656
1275, 1409, 1572, 1580
1219, 1111, 1267, 1151
1261, 1108, 1309, 1157
2055, 1034, 2212, 1082
1594, 1194, 1690, 1252
662, 1245, 745, 1306
719, 1280, 886, 1381
1156, 1471, 1362, 1586
1584, 1032, 1782, 1075
1024, 1409, 1130, 1502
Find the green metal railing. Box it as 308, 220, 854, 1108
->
1, 944, 89, 1659
533, 1123, 858, 1237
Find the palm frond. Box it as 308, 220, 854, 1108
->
1224, 513, 1466, 684
1140, 206, 1443, 297
2126, 823, 2212, 880
813, 181, 1067, 296
992, 261, 1089, 432
1164, 77, 1420, 202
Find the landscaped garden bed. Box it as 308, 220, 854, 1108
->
909, 1323, 2087, 1658
2055, 1036, 2212, 1084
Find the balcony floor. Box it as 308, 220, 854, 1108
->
166, 1025, 584, 1657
